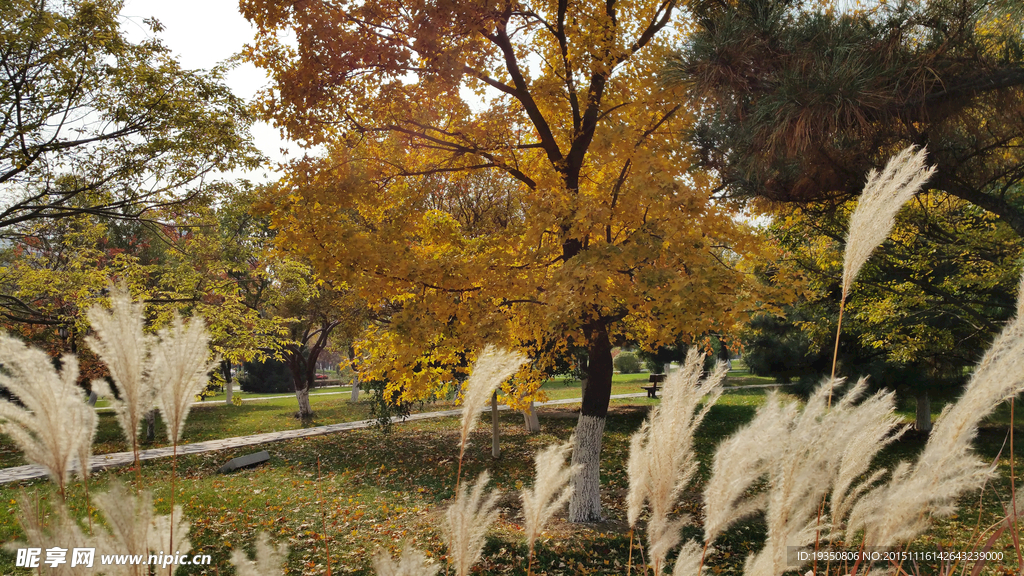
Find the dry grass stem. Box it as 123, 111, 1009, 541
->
0, 334, 96, 495
86, 283, 154, 463
521, 440, 579, 558
150, 313, 219, 446
231, 532, 289, 576
372, 542, 440, 576
627, 348, 726, 572
444, 470, 501, 576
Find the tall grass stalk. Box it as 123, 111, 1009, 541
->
521, 440, 578, 575
830, 146, 935, 404
148, 311, 217, 575
455, 345, 527, 492
846, 270, 1024, 546
0, 333, 96, 501
699, 378, 904, 576
626, 348, 726, 573
443, 470, 500, 576
86, 284, 154, 475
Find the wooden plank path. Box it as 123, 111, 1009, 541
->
0, 383, 790, 485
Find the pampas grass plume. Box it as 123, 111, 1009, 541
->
5, 493, 98, 576
150, 313, 219, 445
372, 542, 440, 576
842, 146, 935, 299
232, 532, 289, 576
0, 334, 96, 493
444, 470, 500, 576
521, 440, 578, 557
628, 348, 727, 572
86, 283, 154, 459
847, 269, 1024, 545
458, 345, 528, 454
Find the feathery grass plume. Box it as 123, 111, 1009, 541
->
841, 146, 935, 299
831, 146, 936, 389
150, 313, 218, 446
444, 470, 501, 576
671, 540, 704, 576
0, 334, 96, 497
232, 532, 289, 576
521, 440, 579, 560
148, 504, 191, 557
626, 348, 727, 573
702, 379, 904, 576
847, 270, 1024, 545
455, 345, 527, 485
702, 392, 790, 543
86, 283, 154, 465
744, 381, 903, 576
372, 542, 440, 576
92, 481, 154, 575
5, 493, 99, 576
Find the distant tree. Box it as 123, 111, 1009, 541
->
0, 0, 258, 237
613, 353, 642, 374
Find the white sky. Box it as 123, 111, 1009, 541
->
119, 0, 290, 182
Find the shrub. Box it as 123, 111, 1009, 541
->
239, 358, 293, 393
614, 352, 642, 374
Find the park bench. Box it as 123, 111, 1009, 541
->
642, 373, 666, 398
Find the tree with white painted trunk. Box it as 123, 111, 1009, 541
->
245, 0, 790, 521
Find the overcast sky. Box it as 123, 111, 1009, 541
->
120, 0, 290, 181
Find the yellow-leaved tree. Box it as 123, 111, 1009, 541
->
243, 0, 789, 521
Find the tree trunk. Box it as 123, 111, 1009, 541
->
568, 323, 614, 523
145, 409, 156, 443
523, 400, 540, 433
295, 386, 313, 418
915, 390, 932, 432
348, 345, 361, 401
223, 360, 233, 406
491, 391, 500, 459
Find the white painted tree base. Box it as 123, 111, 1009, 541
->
296, 388, 312, 417
568, 414, 605, 522
523, 401, 540, 433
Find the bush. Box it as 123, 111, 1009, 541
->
239, 358, 293, 393
614, 352, 642, 374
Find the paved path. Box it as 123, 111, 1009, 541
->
94, 387, 353, 411
0, 383, 790, 485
